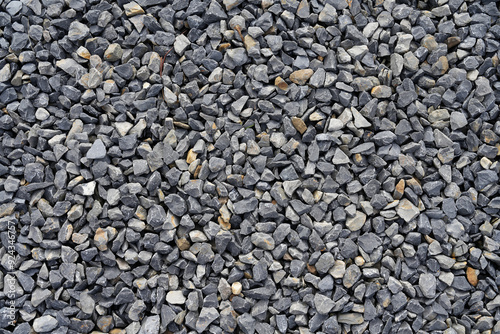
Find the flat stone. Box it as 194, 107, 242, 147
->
164, 194, 187, 216
314, 294, 335, 315
104, 43, 123, 62
138, 315, 160, 334
124, 1, 145, 16
346, 211, 366, 231
68, 21, 90, 41
166, 291, 186, 304
419, 273, 437, 298
251, 232, 275, 250
343, 264, 361, 288
289, 69, 314, 85
86, 139, 106, 159
33, 315, 58, 332
397, 199, 419, 222
196, 307, 219, 332
337, 313, 364, 325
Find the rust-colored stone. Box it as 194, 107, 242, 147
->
466, 267, 478, 287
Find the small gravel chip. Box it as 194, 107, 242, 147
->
314, 294, 335, 314
397, 199, 420, 222
337, 313, 364, 325
357, 233, 382, 253
346, 211, 366, 231
164, 194, 187, 216
86, 139, 106, 159
315, 252, 334, 274
124, 1, 144, 16
343, 264, 361, 288
209, 157, 226, 172
251, 232, 275, 250
233, 197, 258, 214
104, 43, 123, 62
138, 315, 160, 334
196, 307, 219, 332
419, 273, 437, 298
166, 291, 186, 304
33, 315, 58, 333
289, 69, 314, 85
68, 21, 90, 41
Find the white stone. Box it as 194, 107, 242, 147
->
166, 291, 186, 304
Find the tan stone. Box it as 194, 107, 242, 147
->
433, 56, 449, 75
466, 267, 478, 287
289, 69, 314, 85
371, 85, 392, 98
244, 35, 257, 52
76, 46, 91, 59
394, 179, 405, 200
72, 232, 88, 244
421, 35, 438, 51
176, 237, 190, 251
186, 149, 197, 164
94, 228, 108, 251
291, 117, 307, 134
123, 2, 144, 16
275, 76, 288, 91
0, 203, 16, 218
446, 36, 461, 49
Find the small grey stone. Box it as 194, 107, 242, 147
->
346, 211, 366, 231
450, 111, 467, 130
0, 64, 11, 82
224, 48, 248, 69
419, 273, 437, 298
343, 264, 361, 288
165, 194, 187, 216
357, 233, 382, 253
86, 139, 106, 159
104, 43, 123, 62
251, 232, 275, 250
475, 170, 498, 191
372, 131, 397, 146
147, 204, 167, 229
397, 199, 419, 222
6, 1, 23, 15
332, 148, 350, 164
209, 157, 226, 172
174, 34, 190, 56
114, 63, 134, 80
114, 287, 135, 305
196, 307, 219, 332
456, 196, 474, 215
233, 197, 258, 214
314, 294, 335, 315
316, 252, 334, 274
68, 21, 90, 41
138, 315, 160, 334
56, 59, 86, 77
204, 0, 228, 23
237, 313, 256, 334
33, 315, 58, 332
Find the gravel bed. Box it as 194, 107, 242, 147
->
1, 0, 500, 333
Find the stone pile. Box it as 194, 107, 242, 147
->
1, 0, 500, 333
